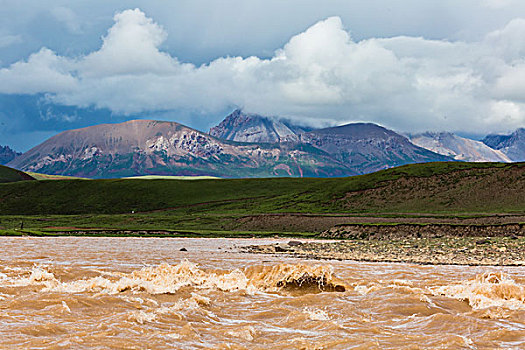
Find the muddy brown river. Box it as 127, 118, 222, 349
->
0, 237, 523, 349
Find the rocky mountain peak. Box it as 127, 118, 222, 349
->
0, 145, 21, 165
482, 128, 525, 161
209, 109, 311, 143
7, 118, 353, 178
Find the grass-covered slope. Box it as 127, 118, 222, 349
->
0, 162, 522, 215
26, 172, 86, 181
0, 165, 35, 183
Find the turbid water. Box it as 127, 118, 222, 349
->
0, 237, 523, 349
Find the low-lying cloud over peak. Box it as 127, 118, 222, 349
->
1, 8, 525, 134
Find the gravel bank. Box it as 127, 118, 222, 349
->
242, 236, 525, 266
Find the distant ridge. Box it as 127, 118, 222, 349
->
209, 111, 451, 174
0, 162, 521, 215
297, 123, 451, 173
306, 123, 390, 137
482, 128, 525, 161
408, 132, 511, 162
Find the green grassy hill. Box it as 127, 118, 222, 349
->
26, 172, 87, 181
0, 162, 523, 216
0, 165, 35, 183
124, 175, 220, 180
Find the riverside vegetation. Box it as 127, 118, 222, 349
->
1, 161, 524, 265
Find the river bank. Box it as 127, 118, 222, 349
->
243, 235, 525, 266
3, 219, 524, 266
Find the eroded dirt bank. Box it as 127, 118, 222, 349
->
228, 213, 525, 232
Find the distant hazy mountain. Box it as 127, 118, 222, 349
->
209, 109, 311, 143
482, 128, 525, 161
408, 132, 511, 162
297, 123, 451, 173
8, 119, 351, 178
0, 145, 21, 165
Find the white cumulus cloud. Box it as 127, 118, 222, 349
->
0, 8, 524, 134
0, 47, 77, 94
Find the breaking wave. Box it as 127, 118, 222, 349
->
4, 260, 346, 295
243, 263, 346, 293
432, 272, 525, 310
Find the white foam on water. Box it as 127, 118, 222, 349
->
354, 284, 380, 295
128, 310, 156, 324
303, 307, 330, 321
61, 301, 71, 313
7, 260, 346, 296
431, 272, 525, 310
226, 325, 256, 341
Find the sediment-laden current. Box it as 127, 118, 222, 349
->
0, 237, 524, 349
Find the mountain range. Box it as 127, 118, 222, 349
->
6, 109, 524, 178
407, 132, 511, 162
8, 119, 352, 178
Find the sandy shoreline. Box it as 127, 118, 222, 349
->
242, 236, 525, 266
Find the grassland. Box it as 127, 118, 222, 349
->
0, 162, 523, 214
0, 165, 35, 183
124, 175, 220, 180
26, 172, 87, 181
0, 162, 522, 237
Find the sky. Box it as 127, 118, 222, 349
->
2, 0, 525, 151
